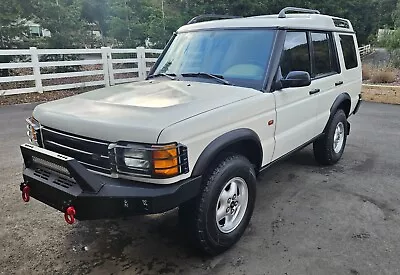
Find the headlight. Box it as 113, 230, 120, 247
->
123, 146, 151, 169
26, 117, 41, 146
114, 142, 189, 178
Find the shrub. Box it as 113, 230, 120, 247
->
362, 65, 372, 80
389, 49, 400, 68
370, 67, 396, 84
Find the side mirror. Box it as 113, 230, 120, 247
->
280, 71, 311, 89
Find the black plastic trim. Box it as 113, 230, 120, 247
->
330, 92, 351, 115
191, 129, 263, 177
352, 94, 362, 115
147, 32, 177, 79
260, 134, 323, 174
266, 30, 286, 92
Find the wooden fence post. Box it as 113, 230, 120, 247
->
30, 47, 43, 93
137, 47, 146, 80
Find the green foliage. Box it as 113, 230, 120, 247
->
377, 28, 400, 68
82, 0, 109, 35
379, 29, 400, 49
0, 0, 399, 49
32, 0, 101, 48
393, 0, 400, 27
0, 0, 32, 49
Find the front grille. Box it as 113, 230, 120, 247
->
41, 127, 111, 175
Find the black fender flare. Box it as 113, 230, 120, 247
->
326, 92, 351, 135
330, 92, 351, 115
191, 128, 263, 177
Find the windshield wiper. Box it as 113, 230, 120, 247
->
181, 72, 232, 85
147, 73, 177, 80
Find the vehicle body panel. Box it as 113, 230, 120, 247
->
33, 80, 259, 143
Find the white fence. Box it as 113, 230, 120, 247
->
1, 44, 372, 96
359, 44, 372, 57
0, 47, 162, 96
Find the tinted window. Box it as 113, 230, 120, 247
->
340, 35, 358, 69
280, 32, 310, 78
311, 32, 339, 77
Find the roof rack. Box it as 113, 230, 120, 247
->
278, 7, 320, 18
187, 14, 242, 25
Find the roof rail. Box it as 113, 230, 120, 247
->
278, 7, 320, 18
187, 14, 242, 25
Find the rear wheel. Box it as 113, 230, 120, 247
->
313, 109, 348, 165
179, 154, 256, 255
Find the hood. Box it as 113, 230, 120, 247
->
33, 80, 259, 143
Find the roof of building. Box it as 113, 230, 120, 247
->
178, 13, 354, 33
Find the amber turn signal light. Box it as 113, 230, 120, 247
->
152, 145, 179, 177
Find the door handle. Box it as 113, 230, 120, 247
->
309, 88, 320, 95
335, 81, 344, 86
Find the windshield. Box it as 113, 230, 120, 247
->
152, 29, 276, 90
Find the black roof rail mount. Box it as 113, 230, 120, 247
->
332, 18, 350, 29
278, 7, 320, 18
187, 14, 243, 25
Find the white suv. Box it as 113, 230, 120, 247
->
20, 7, 362, 255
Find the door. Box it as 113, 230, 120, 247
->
272, 31, 318, 160
309, 32, 343, 133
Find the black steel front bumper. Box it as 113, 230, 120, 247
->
20, 143, 201, 221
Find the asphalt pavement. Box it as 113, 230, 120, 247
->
0, 102, 399, 275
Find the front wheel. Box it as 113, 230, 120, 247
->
313, 109, 348, 165
179, 154, 256, 255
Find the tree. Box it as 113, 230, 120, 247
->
32, 0, 97, 48
0, 0, 35, 76
393, 0, 400, 27
0, 0, 33, 50
82, 0, 110, 36
377, 0, 398, 28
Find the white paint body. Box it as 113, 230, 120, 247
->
32, 13, 362, 185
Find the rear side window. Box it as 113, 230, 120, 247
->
340, 35, 358, 69
280, 32, 311, 78
311, 32, 339, 77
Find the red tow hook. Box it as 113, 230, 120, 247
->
22, 185, 31, 202
64, 206, 76, 225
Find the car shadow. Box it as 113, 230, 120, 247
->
62, 210, 208, 274
61, 146, 325, 274
284, 147, 318, 167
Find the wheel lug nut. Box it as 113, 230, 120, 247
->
233, 195, 237, 199
226, 207, 230, 213
228, 198, 231, 203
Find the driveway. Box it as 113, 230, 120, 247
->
0, 102, 399, 275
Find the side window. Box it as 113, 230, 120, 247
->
339, 35, 358, 69
280, 32, 311, 79
311, 32, 339, 77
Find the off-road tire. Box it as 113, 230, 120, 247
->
179, 154, 256, 255
313, 109, 348, 165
